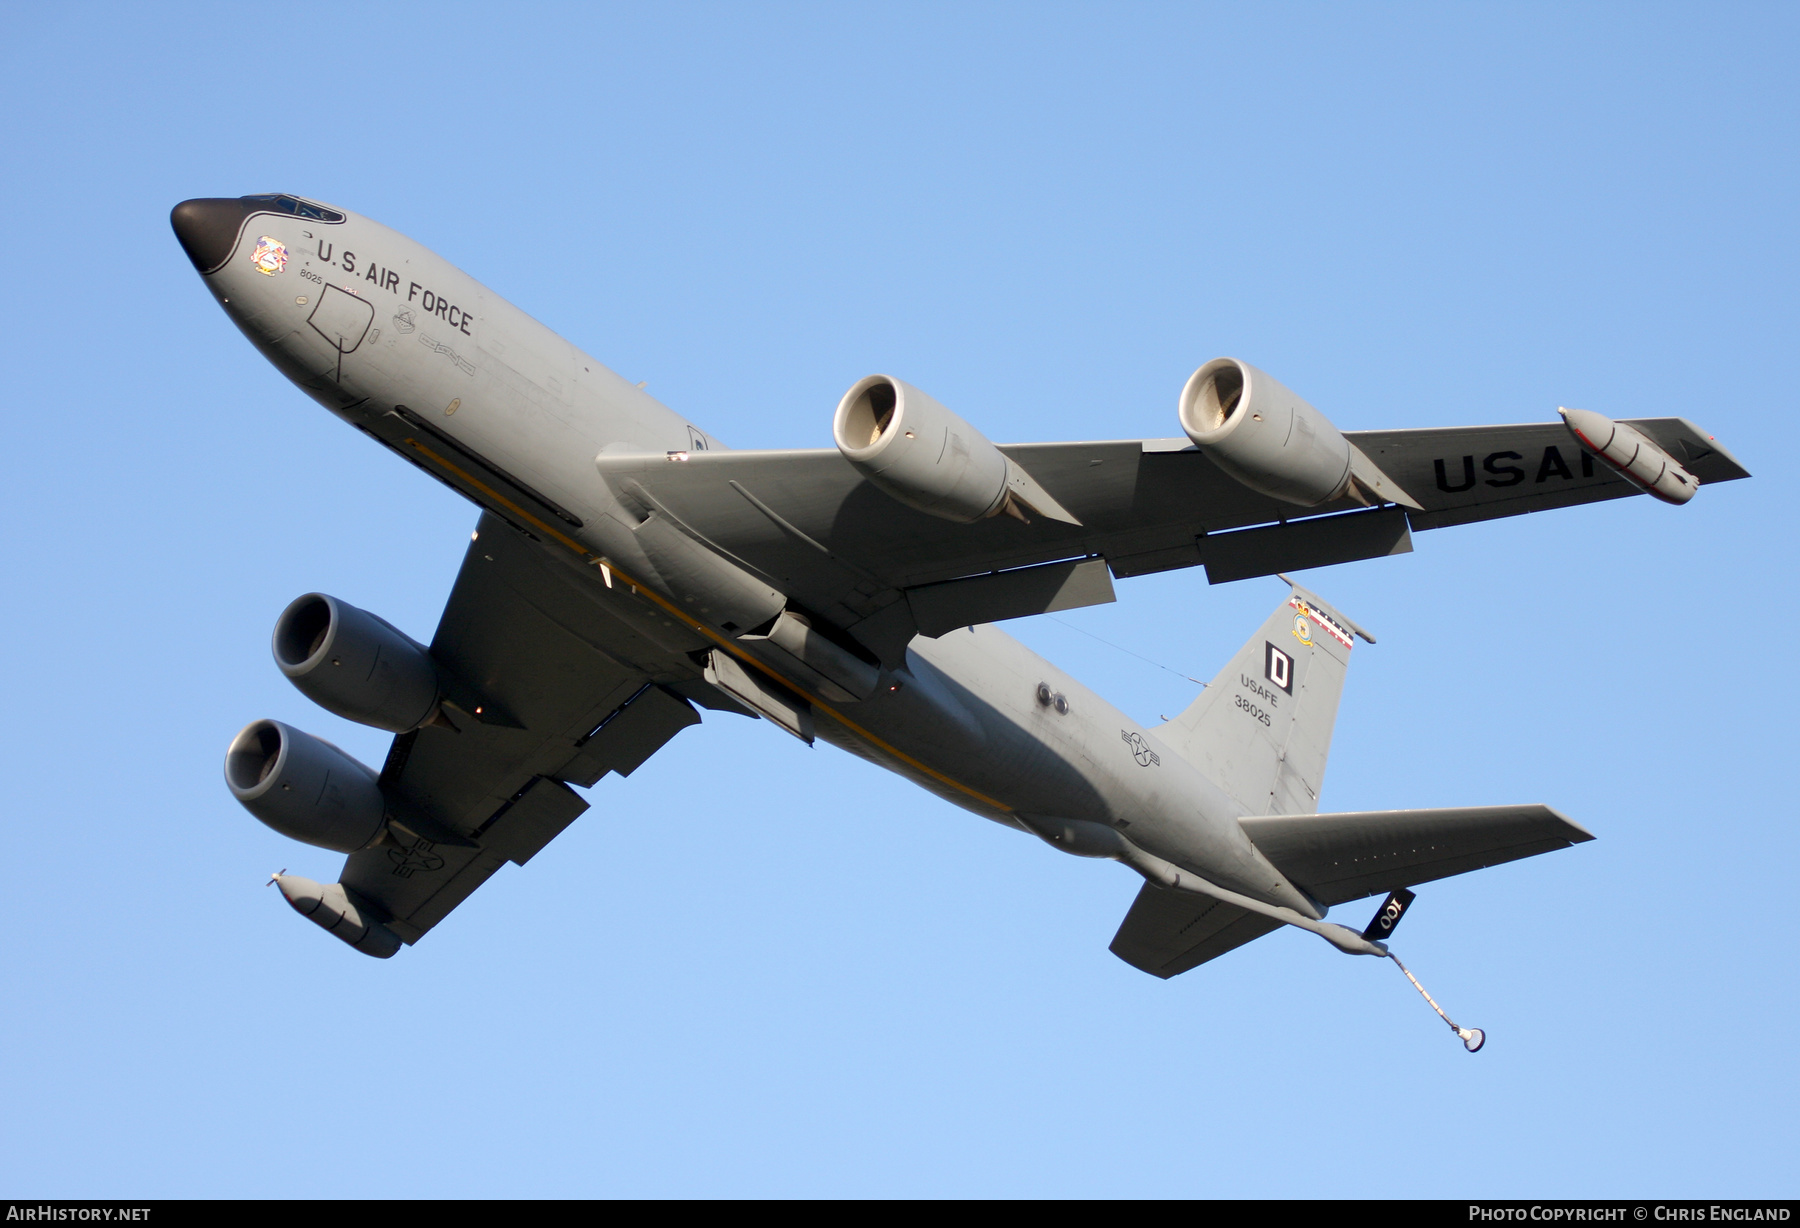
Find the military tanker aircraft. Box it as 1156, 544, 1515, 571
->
174, 194, 1747, 1047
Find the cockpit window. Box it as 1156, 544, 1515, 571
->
241, 194, 345, 223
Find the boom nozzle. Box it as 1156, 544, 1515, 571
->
1388, 951, 1484, 1053
1357, 891, 1484, 1050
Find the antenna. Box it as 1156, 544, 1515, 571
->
1388, 952, 1485, 1052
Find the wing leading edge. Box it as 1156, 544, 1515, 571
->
595, 415, 1746, 665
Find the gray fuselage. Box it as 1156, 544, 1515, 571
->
181, 196, 1310, 915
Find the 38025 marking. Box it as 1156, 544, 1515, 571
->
1235, 695, 1273, 726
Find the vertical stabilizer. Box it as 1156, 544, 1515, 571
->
1156, 581, 1361, 815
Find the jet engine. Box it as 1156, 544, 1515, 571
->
224, 719, 389, 853
273, 593, 440, 732
1178, 358, 1417, 509
833, 376, 1078, 524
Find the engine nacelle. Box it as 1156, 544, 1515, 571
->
224, 719, 389, 853
1179, 358, 1356, 507
273, 593, 440, 732
834, 375, 1012, 522
833, 375, 1081, 525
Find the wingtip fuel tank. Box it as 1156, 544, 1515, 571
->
273, 874, 401, 958
1559, 407, 1698, 505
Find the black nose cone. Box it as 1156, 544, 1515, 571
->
171, 198, 253, 274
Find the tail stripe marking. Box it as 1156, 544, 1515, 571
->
1289, 595, 1354, 649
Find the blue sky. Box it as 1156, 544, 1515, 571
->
1, 2, 1793, 1197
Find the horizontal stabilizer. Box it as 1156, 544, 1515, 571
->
1240, 804, 1593, 907
1109, 885, 1282, 979
1109, 803, 1590, 978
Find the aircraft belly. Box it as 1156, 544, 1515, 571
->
902, 631, 1115, 816
809, 630, 1239, 882
879, 626, 1309, 908
811, 719, 1028, 829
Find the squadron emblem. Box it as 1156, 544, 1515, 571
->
1288, 595, 1354, 648
250, 236, 288, 276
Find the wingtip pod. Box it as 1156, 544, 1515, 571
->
1559, 407, 1698, 505
273, 874, 401, 958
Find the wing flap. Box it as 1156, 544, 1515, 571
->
1196, 506, 1412, 585
1239, 804, 1595, 907
556, 683, 703, 787
474, 775, 591, 867
345, 777, 593, 942
906, 556, 1115, 637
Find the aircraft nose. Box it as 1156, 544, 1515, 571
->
170, 197, 253, 274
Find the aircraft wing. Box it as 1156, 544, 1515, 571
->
1352, 417, 1748, 530
599, 416, 1746, 661
337, 511, 707, 945
1109, 804, 1593, 977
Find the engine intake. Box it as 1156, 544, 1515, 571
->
833, 376, 1079, 525
1179, 359, 1355, 506
1178, 359, 1419, 510
273, 593, 440, 732
224, 719, 389, 853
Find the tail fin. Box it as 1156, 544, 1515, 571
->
1156, 580, 1364, 815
